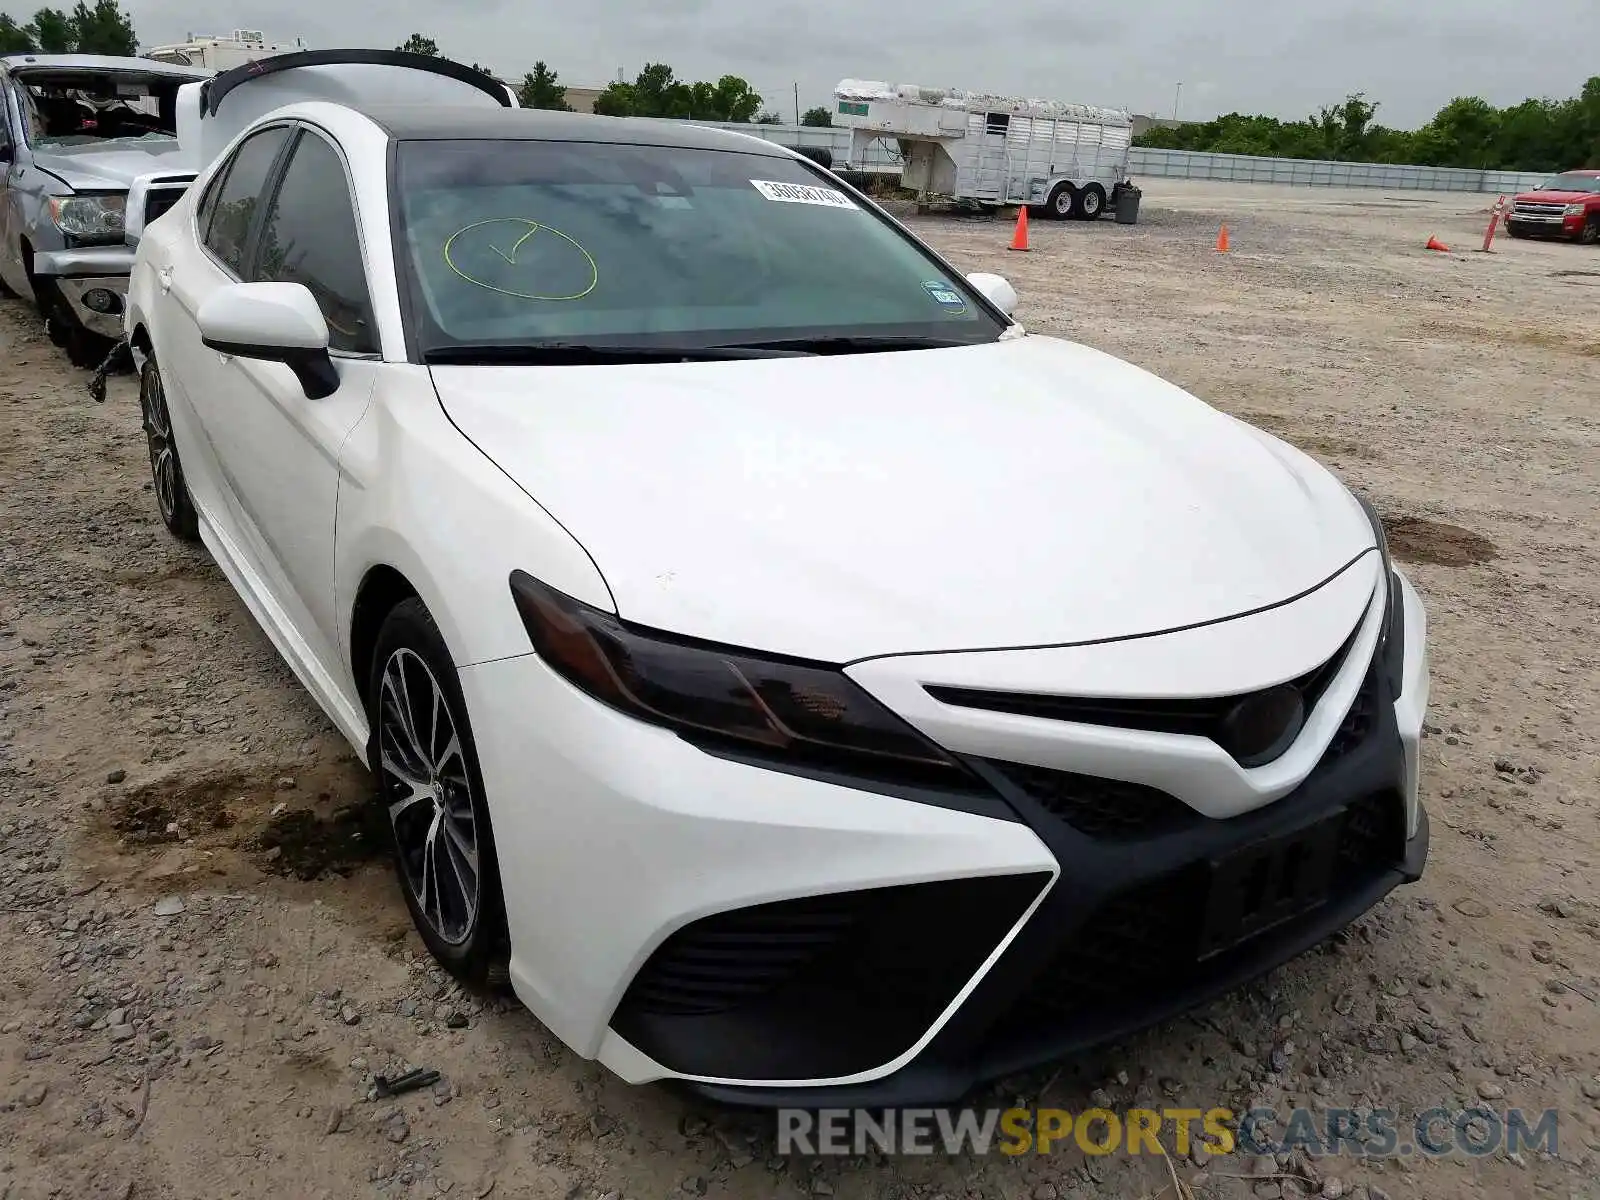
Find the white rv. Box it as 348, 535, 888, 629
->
145, 30, 305, 72
833, 80, 1132, 219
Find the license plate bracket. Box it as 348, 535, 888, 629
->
1199, 811, 1343, 959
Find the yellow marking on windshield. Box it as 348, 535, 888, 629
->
492, 223, 540, 264
443, 218, 598, 302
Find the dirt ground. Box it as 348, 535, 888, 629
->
1, 178, 1597, 1200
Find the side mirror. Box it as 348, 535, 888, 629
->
966, 272, 1018, 318
197, 281, 338, 399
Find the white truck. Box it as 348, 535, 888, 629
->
144, 30, 306, 72
833, 79, 1132, 219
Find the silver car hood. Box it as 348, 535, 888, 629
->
27, 138, 190, 190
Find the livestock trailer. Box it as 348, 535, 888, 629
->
833, 80, 1133, 218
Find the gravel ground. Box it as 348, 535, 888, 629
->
1, 179, 1597, 1200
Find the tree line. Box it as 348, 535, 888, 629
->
1137, 81, 1600, 173
0, 0, 136, 55
397, 36, 778, 123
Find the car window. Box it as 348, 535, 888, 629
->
203, 126, 292, 275
250, 131, 377, 354
1538, 173, 1600, 194
392, 139, 1006, 354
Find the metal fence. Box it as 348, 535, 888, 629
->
673, 120, 1548, 195
1126, 148, 1547, 194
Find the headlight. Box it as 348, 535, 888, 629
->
1566, 203, 1586, 216
508, 571, 967, 784
48, 194, 126, 241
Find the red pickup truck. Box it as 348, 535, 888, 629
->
1505, 169, 1600, 244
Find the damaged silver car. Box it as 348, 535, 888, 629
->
0, 53, 209, 365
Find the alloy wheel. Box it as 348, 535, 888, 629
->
378, 647, 481, 945
140, 364, 179, 524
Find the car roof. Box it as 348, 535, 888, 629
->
1, 52, 210, 78
357, 104, 794, 157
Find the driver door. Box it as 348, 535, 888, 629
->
159, 122, 381, 681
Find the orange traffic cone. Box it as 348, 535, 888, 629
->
1426, 235, 1450, 252
1216, 224, 1230, 252
1008, 206, 1030, 252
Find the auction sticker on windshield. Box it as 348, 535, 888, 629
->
749, 180, 858, 209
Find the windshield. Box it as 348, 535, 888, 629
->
1535, 173, 1600, 194
392, 139, 1006, 355
16, 71, 184, 148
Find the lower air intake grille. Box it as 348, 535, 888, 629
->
612, 872, 1050, 1081
622, 896, 858, 1017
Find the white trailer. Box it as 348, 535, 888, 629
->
833, 79, 1132, 219
145, 30, 305, 71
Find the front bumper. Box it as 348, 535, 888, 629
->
462, 566, 1430, 1107
30, 246, 134, 339
1506, 211, 1586, 237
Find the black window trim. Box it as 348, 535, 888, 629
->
384, 137, 1016, 365
198, 118, 383, 360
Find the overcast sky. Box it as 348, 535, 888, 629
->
126, 0, 1594, 129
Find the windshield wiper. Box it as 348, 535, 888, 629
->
423, 342, 811, 365
713, 335, 975, 355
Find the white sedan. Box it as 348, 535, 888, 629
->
126, 54, 1430, 1106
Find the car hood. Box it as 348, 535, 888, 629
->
430, 335, 1375, 662
1514, 190, 1593, 204
27, 139, 187, 189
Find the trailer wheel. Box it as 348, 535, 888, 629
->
1045, 183, 1076, 221
1077, 184, 1106, 221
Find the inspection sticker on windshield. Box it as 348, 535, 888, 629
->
749, 179, 857, 209
922, 280, 966, 311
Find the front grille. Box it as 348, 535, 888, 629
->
1322, 665, 1378, 764
1513, 203, 1566, 216
1010, 790, 1404, 1025
987, 763, 1198, 840
927, 624, 1360, 769
984, 655, 1382, 842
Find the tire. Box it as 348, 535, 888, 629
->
1579, 218, 1599, 246
1077, 184, 1106, 221
366, 598, 507, 986
1044, 183, 1076, 221
139, 356, 200, 542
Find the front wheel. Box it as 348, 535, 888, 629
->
368, 598, 507, 985
1579, 218, 1599, 245
139, 357, 200, 542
